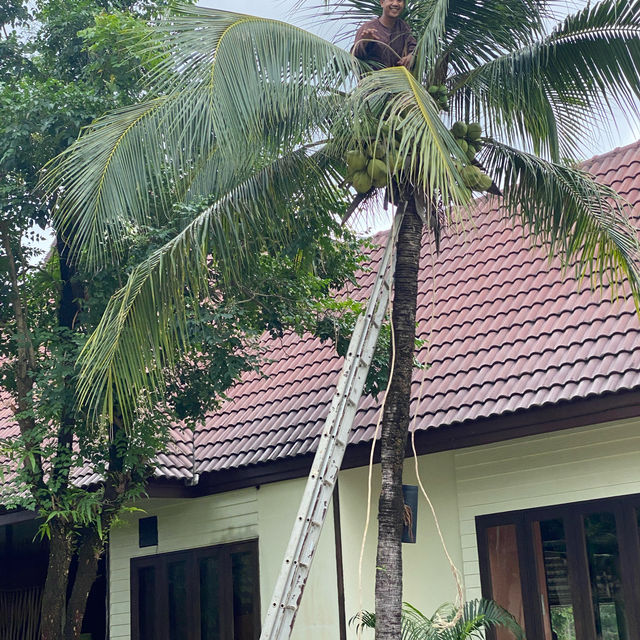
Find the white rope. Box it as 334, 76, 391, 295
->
410, 234, 464, 629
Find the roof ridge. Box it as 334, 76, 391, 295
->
580, 138, 640, 168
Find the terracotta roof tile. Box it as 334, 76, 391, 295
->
192, 141, 640, 474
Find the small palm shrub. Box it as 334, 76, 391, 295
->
352, 598, 525, 640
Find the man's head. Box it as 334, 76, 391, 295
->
380, 0, 405, 21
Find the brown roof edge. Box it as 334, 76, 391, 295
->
149, 387, 640, 499
0, 508, 38, 527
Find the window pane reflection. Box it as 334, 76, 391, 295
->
138, 567, 156, 640
168, 561, 188, 640
538, 519, 576, 640
584, 512, 626, 640
232, 551, 256, 640
200, 556, 221, 640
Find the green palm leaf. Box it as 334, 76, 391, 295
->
452, 0, 640, 158
482, 140, 640, 305
75, 147, 347, 425
352, 599, 525, 639
42, 5, 356, 269
344, 66, 470, 211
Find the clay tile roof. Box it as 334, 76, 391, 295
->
2, 141, 640, 487
193, 140, 640, 475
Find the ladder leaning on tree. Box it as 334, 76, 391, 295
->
259, 211, 404, 640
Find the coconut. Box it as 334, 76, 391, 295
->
346, 150, 368, 171
451, 121, 468, 138
457, 139, 469, 153
467, 123, 482, 141
372, 172, 388, 188
367, 158, 387, 184
461, 165, 483, 189
466, 146, 476, 162
352, 170, 373, 194
476, 172, 493, 191
437, 85, 448, 96
428, 85, 439, 96
471, 140, 483, 153
365, 142, 385, 160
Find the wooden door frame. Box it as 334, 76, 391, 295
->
476, 493, 640, 640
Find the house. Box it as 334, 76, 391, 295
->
2, 140, 640, 640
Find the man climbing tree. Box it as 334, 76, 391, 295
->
352, 0, 416, 69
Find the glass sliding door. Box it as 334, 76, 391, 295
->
534, 518, 576, 640
131, 540, 260, 640
477, 495, 640, 640
583, 512, 626, 640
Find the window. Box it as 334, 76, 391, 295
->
477, 495, 640, 640
131, 540, 260, 640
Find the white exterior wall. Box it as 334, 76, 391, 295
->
109, 489, 260, 640
109, 417, 640, 639
109, 452, 463, 639
338, 451, 463, 623
455, 416, 640, 601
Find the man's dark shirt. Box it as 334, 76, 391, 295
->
352, 17, 417, 69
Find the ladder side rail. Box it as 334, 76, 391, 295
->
260, 215, 403, 640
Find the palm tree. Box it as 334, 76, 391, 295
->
354, 598, 525, 640
43, 1, 640, 639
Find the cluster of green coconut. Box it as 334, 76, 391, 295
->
451, 121, 493, 192
343, 118, 494, 195
428, 85, 449, 112
345, 140, 393, 194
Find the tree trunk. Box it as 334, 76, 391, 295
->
41, 520, 75, 640
63, 530, 103, 640
374, 204, 423, 640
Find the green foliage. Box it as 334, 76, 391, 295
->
351, 599, 525, 640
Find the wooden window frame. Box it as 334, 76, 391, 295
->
477, 494, 640, 640
130, 539, 260, 640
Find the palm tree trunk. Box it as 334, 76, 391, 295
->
41, 520, 74, 640
374, 202, 423, 640
63, 530, 103, 640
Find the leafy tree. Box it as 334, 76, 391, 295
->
2, 3, 366, 638
43, 1, 640, 639
0, 4, 189, 638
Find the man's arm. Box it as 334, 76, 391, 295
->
352, 23, 377, 59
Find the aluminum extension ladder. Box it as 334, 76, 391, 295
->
259, 212, 404, 640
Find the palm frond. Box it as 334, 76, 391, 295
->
482, 141, 640, 307
75, 148, 348, 427
438, 0, 548, 71
150, 5, 356, 145
436, 599, 525, 640
451, 0, 640, 158
344, 66, 470, 212
42, 6, 355, 269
